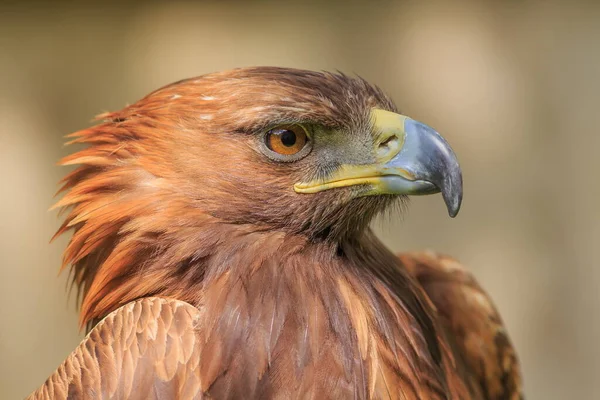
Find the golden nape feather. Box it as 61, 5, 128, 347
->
30, 67, 522, 399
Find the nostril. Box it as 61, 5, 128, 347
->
377, 134, 401, 159
379, 135, 398, 148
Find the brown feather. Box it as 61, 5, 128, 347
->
400, 251, 524, 399
28, 298, 204, 400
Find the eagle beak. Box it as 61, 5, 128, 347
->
294, 109, 463, 217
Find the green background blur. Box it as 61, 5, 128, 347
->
1, 1, 599, 398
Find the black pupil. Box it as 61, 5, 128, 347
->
279, 130, 297, 147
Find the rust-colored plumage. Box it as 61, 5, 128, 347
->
29, 67, 522, 399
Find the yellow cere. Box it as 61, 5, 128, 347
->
370, 109, 408, 163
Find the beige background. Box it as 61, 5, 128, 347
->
1, 1, 599, 398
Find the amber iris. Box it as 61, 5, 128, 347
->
265, 125, 308, 155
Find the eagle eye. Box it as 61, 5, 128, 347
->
261, 124, 312, 161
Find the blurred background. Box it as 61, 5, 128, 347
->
1, 0, 598, 398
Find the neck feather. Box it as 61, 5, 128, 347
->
60, 199, 455, 397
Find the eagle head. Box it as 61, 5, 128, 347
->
55, 67, 462, 325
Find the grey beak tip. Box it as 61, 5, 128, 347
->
442, 169, 463, 218
448, 202, 461, 218
445, 195, 462, 218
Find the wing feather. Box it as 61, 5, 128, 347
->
399, 251, 524, 400
27, 297, 204, 400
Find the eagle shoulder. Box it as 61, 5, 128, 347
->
398, 251, 524, 400
28, 297, 203, 400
